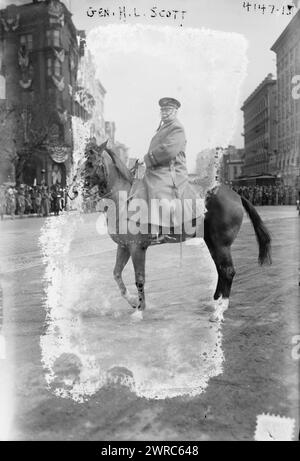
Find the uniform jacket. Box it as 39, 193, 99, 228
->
131, 118, 203, 229
144, 118, 186, 170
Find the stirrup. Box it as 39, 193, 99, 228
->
151, 234, 177, 244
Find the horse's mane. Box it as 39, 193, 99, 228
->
104, 146, 133, 185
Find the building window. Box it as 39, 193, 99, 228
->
46, 30, 61, 47
20, 34, 33, 50
54, 59, 62, 77
47, 58, 52, 76
47, 58, 62, 77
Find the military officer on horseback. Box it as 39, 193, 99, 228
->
134, 97, 203, 241
81, 99, 271, 322
144, 97, 184, 169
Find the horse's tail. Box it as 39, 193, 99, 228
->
241, 196, 272, 265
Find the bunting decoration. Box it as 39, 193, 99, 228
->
19, 78, 32, 89
9, 14, 20, 31
1, 14, 20, 32
48, 146, 70, 164
0, 18, 9, 32
57, 109, 68, 124
18, 46, 30, 68
52, 75, 65, 91
53, 48, 65, 63
18, 44, 32, 90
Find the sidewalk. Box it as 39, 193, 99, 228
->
0, 207, 82, 221
1, 213, 58, 221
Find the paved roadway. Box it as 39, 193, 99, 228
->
0, 206, 299, 440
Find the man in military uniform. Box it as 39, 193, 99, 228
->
132, 97, 203, 241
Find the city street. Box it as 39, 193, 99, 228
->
0, 206, 299, 441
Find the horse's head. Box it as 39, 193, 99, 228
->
82, 138, 133, 200
82, 140, 110, 196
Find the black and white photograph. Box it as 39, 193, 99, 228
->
0, 0, 299, 443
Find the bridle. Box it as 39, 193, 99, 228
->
85, 147, 139, 205
73, 145, 136, 206
84, 148, 114, 200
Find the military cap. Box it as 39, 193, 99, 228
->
159, 97, 181, 109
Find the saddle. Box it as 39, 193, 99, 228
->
126, 182, 203, 244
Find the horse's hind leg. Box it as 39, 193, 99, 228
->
113, 245, 138, 308
205, 235, 236, 322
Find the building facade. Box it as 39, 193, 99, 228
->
221, 145, 245, 184
0, 0, 106, 187
105, 121, 116, 145
0, 0, 83, 186
194, 148, 217, 190
241, 74, 278, 178
76, 48, 106, 144
271, 9, 300, 187
114, 141, 129, 165
105, 121, 128, 165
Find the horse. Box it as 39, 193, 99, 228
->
80, 140, 272, 322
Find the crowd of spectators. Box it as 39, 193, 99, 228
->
232, 184, 298, 206
0, 182, 299, 220
0, 184, 70, 220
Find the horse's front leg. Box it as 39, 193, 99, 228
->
130, 245, 146, 320
113, 244, 138, 308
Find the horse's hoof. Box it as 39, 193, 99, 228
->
210, 297, 229, 322
131, 310, 143, 322
209, 312, 224, 323
124, 291, 139, 309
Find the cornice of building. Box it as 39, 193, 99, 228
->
241, 74, 276, 111
271, 9, 300, 53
